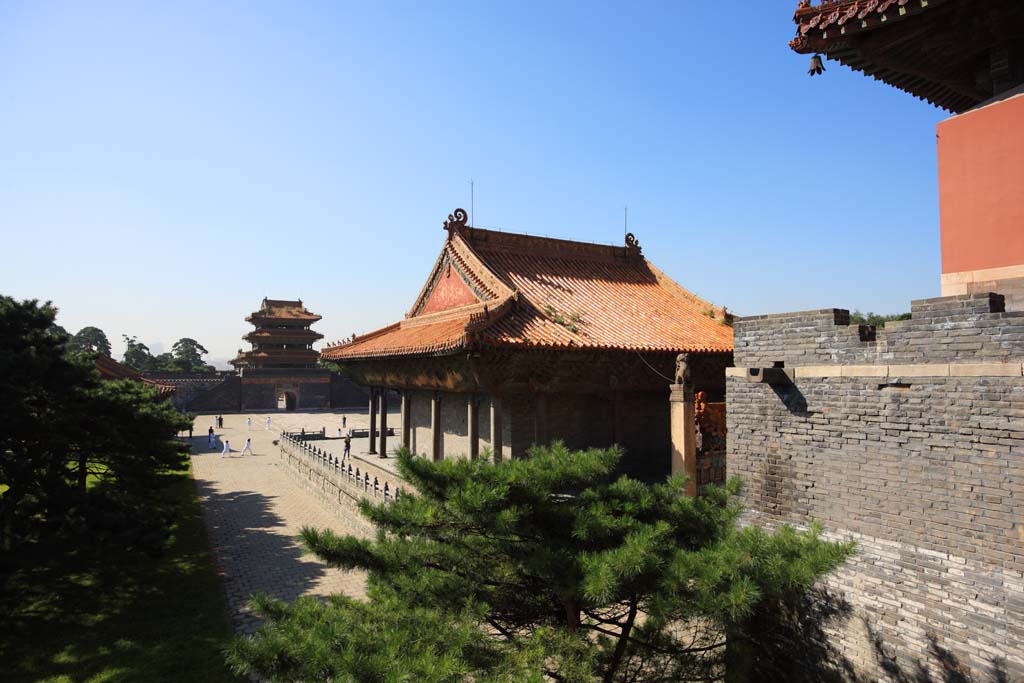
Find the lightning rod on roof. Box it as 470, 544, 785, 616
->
470, 179, 474, 227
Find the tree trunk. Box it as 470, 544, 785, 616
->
563, 599, 580, 634
724, 626, 754, 683
603, 599, 638, 683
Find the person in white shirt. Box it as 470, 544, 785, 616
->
247, 417, 253, 431
241, 437, 254, 456
221, 439, 231, 458
265, 416, 271, 430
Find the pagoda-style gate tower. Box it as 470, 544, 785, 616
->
232, 298, 330, 410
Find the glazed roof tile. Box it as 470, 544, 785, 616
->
246, 298, 322, 322
322, 212, 732, 362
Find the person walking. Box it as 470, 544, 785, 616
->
208, 426, 216, 450
247, 416, 252, 432
337, 427, 343, 438
241, 437, 254, 456
343, 433, 351, 459
342, 415, 347, 428
188, 424, 193, 439
265, 416, 271, 430
221, 439, 231, 458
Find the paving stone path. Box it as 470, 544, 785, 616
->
190, 411, 371, 634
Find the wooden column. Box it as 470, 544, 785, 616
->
535, 395, 549, 446
670, 383, 697, 497
401, 391, 412, 450
368, 388, 378, 454
490, 395, 503, 461
468, 394, 480, 460
430, 391, 442, 461
378, 390, 388, 457
611, 391, 625, 446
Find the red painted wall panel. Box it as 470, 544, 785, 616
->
419, 268, 479, 315
938, 94, 1024, 274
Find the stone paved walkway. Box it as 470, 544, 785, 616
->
190, 411, 378, 634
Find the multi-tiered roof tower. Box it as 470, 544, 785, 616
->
232, 298, 323, 370
231, 298, 331, 411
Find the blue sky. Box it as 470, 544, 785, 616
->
1, 1, 947, 367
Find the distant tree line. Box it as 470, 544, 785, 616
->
52, 324, 215, 372
849, 310, 911, 327
0, 296, 191, 552
122, 335, 215, 373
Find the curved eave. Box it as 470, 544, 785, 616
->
321, 337, 470, 362
477, 336, 733, 355
245, 314, 322, 325
322, 335, 732, 361
243, 332, 324, 343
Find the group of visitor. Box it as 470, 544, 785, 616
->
204, 414, 256, 458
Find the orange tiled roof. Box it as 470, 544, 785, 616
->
95, 356, 176, 395
322, 210, 732, 361
244, 329, 324, 342
246, 298, 321, 323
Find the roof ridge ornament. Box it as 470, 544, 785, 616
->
625, 232, 642, 256
443, 208, 469, 236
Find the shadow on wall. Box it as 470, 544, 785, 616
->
740, 589, 1012, 683
770, 378, 809, 415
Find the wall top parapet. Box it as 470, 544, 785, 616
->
727, 362, 1024, 379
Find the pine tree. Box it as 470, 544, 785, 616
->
69, 325, 112, 356
229, 444, 853, 682
0, 296, 190, 550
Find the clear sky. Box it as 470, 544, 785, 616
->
1, 1, 947, 368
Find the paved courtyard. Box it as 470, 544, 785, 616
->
190, 410, 393, 634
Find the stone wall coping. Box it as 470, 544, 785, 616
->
735, 308, 848, 324
730, 362, 1024, 379
793, 365, 843, 378
910, 292, 999, 306
841, 364, 889, 377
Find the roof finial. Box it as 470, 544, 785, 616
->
444, 208, 468, 235
625, 232, 642, 256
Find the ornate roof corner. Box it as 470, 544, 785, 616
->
443, 208, 468, 238
625, 232, 642, 257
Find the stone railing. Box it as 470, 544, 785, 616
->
279, 432, 407, 535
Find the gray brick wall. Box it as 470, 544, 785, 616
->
728, 293, 1024, 680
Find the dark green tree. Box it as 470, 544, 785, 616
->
0, 296, 190, 550
849, 310, 911, 327
0, 298, 94, 549
171, 337, 214, 372
69, 325, 112, 356
149, 352, 175, 372
122, 334, 154, 371
228, 444, 853, 682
